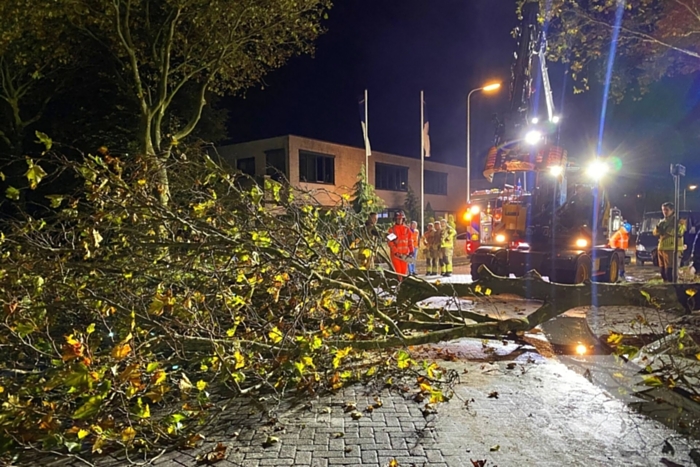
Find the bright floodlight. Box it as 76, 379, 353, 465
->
549, 165, 563, 177
524, 130, 542, 145
483, 82, 501, 92
495, 234, 506, 243
586, 159, 609, 180
576, 343, 587, 356
552, 115, 561, 124
690, 185, 698, 191
470, 205, 481, 215
531, 117, 539, 124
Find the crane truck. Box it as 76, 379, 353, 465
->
469, 0, 625, 284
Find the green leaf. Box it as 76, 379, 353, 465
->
45, 195, 64, 208
73, 395, 104, 420
326, 239, 341, 255
25, 160, 48, 189
396, 350, 411, 369
35, 131, 52, 150
5, 186, 20, 200
86, 323, 95, 335
642, 375, 664, 387
146, 362, 159, 373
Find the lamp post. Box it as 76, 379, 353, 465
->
683, 184, 697, 210
467, 82, 501, 204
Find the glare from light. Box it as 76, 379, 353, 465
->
525, 130, 542, 145
463, 212, 472, 222
552, 115, 561, 124
690, 185, 698, 191
531, 117, 539, 124
549, 165, 563, 177
576, 343, 587, 356
495, 234, 506, 243
470, 205, 481, 215
586, 159, 609, 180
483, 82, 501, 92
575, 238, 588, 248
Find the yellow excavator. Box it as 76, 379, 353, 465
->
469, 0, 625, 284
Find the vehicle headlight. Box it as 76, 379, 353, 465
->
636, 243, 645, 252
575, 238, 588, 248
495, 234, 506, 243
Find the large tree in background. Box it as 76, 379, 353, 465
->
534, 0, 700, 99
0, 0, 79, 156
62, 0, 331, 204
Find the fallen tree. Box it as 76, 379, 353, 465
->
0, 143, 698, 462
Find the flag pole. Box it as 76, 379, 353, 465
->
420, 90, 425, 235
364, 89, 369, 172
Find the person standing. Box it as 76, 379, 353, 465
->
387, 211, 414, 277
439, 218, 456, 277
653, 202, 685, 282
691, 224, 700, 279
408, 221, 420, 275
428, 221, 442, 276
422, 223, 436, 275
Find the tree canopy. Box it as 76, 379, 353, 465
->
537, 0, 700, 99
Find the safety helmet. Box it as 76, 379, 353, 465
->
623, 222, 631, 232
394, 210, 405, 219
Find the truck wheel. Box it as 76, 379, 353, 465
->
604, 253, 621, 283
471, 261, 483, 281
573, 255, 591, 284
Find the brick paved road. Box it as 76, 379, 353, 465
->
74, 353, 700, 467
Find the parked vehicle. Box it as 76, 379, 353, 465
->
635, 210, 700, 266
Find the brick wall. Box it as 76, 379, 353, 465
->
218, 135, 467, 217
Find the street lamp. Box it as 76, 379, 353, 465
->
467, 82, 501, 203
684, 184, 698, 210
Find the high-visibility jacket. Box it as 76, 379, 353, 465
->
608, 228, 629, 250
654, 215, 686, 251
410, 228, 420, 250
440, 226, 456, 248
388, 224, 414, 256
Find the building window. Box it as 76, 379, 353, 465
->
265, 149, 286, 181
425, 170, 448, 195
237, 157, 256, 176
299, 150, 334, 184
375, 163, 408, 192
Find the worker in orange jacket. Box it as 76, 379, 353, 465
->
387, 211, 414, 277
608, 221, 630, 278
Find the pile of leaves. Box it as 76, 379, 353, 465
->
0, 145, 453, 461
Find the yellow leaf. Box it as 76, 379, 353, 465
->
696, 353, 700, 361
474, 285, 482, 293
484, 288, 492, 296
607, 332, 623, 345
121, 426, 136, 443
77, 429, 90, 440
419, 382, 432, 393
196, 380, 207, 391
666, 325, 674, 334
86, 323, 95, 335
25, 161, 47, 189
233, 350, 245, 370
151, 370, 167, 385
686, 289, 697, 297
388, 459, 399, 467
112, 343, 132, 360
268, 326, 284, 344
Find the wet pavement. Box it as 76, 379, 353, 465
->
37, 261, 700, 467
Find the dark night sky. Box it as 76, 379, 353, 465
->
225, 0, 700, 209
